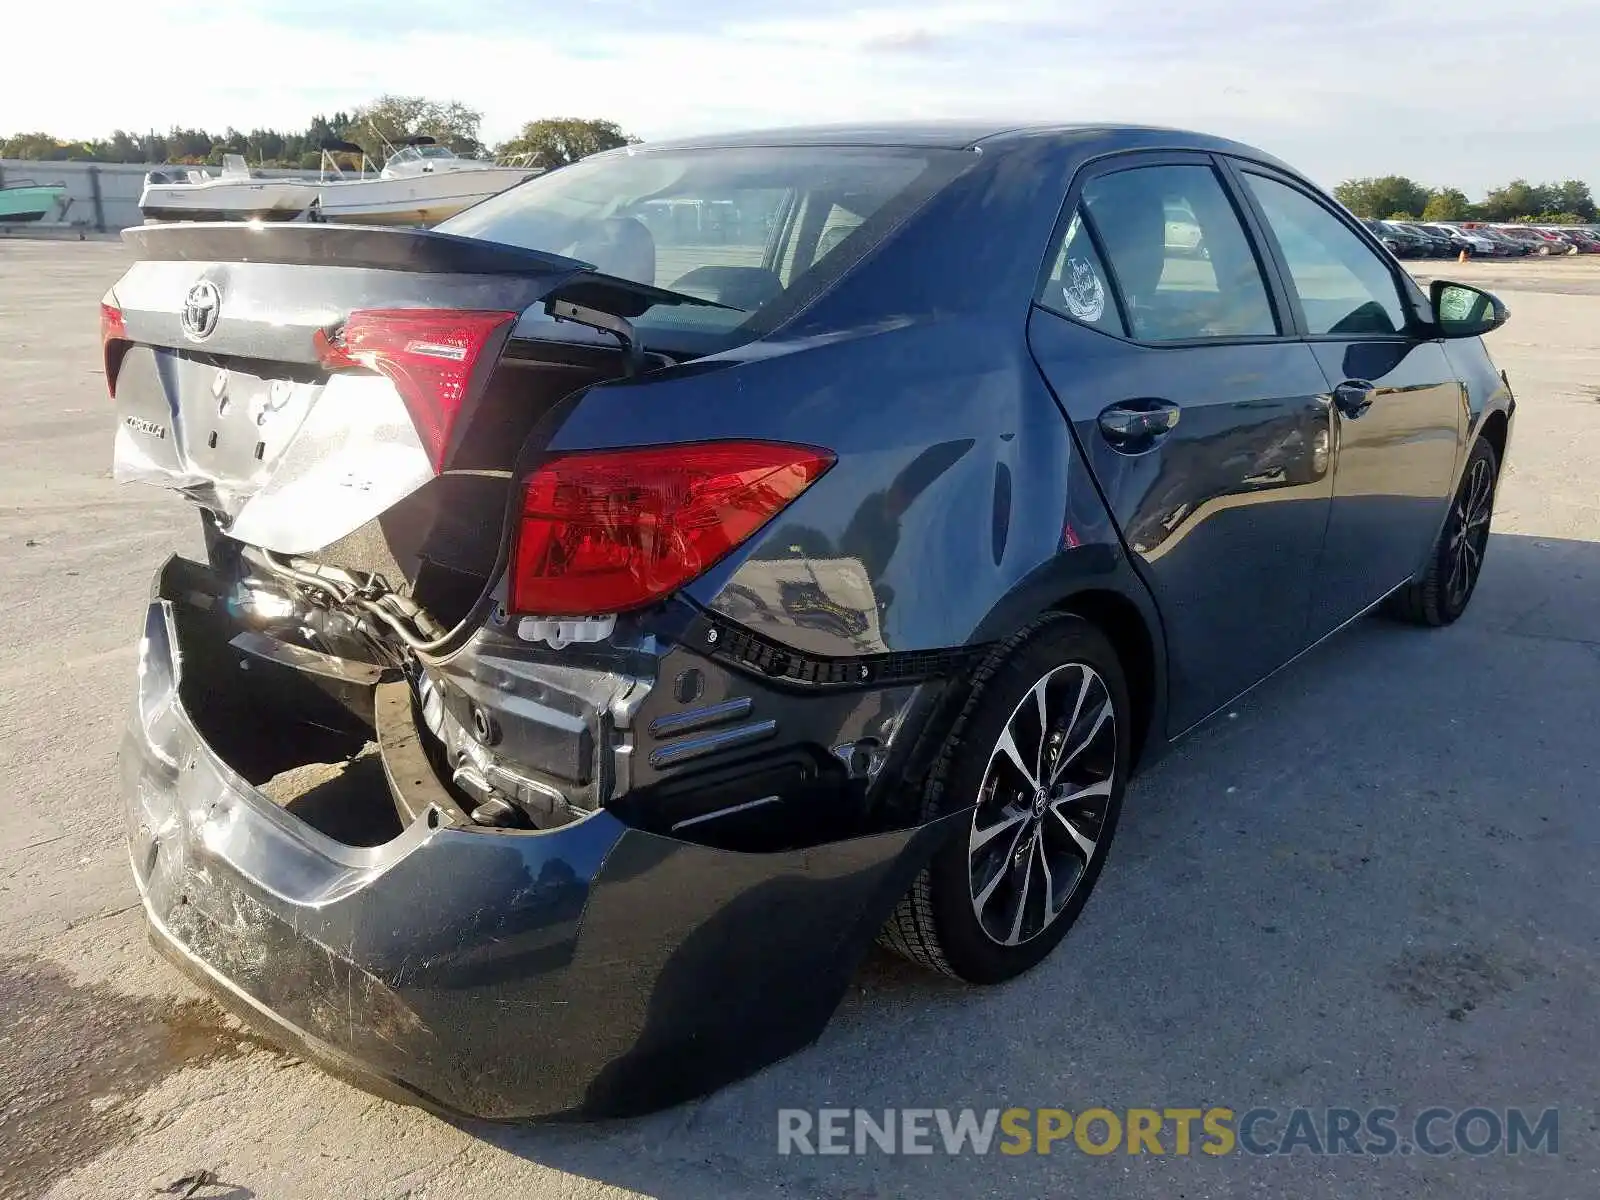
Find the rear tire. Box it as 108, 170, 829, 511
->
1385, 437, 1499, 627
879, 615, 1131, 984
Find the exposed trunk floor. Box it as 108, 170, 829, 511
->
256, 742, 402, 846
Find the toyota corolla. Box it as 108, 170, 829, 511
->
106, 122, 1514, 1120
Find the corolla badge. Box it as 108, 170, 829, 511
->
180, 280, 221, 341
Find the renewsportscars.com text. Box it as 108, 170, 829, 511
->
777, 1106, 1559, 1157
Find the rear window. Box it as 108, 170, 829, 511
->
437, 145, 973, 355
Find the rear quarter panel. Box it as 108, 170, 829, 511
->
544, 317, 1147, 658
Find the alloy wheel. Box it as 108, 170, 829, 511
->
1446, 454, 1494, 609
967, 662, 1117, 947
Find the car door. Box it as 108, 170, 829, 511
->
1026, 152, 1336, 734
1229, 165, 1465, 638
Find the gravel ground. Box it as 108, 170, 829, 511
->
1, 241, 1596, 1199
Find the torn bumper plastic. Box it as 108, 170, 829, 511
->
122, 585, 956, 1120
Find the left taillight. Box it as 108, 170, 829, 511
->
509, 441, 835, 617
100, 300, 127, 398
316, 307, 517, 470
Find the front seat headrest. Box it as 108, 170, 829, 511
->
574, 216, 656, 285
1089, 189, 1167, 303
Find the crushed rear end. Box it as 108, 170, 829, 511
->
107, 222, 957, 1118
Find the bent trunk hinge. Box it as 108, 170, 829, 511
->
545, 298, 644, 377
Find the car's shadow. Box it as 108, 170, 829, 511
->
453, 531, 1600, 1199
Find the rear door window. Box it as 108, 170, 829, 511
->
1074, 164, 1279, 342
1035, 210, 1125, 337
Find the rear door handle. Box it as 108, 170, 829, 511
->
1332, 380, 1376, 420
1098, 400, 1181, 449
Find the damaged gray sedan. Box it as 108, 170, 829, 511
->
109, 122, 1512, 1118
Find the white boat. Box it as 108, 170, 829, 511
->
308, 139, 540, 227
137, 139, 539, 227
139, 155, 318, 223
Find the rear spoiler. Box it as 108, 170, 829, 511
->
122, 222, 592, 277
119, 223, 727, 308
119, 221, 733, 371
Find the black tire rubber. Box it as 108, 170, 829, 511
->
878, 614, 1131, 984
1385, 436, 1499, 627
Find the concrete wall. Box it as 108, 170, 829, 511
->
0, 159, 315, 232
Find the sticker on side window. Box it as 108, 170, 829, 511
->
1063, 257, 1106, 323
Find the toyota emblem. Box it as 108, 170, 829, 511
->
180, 280, 222, 341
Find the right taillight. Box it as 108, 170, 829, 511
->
509, 441, 835, 616
316, 307, 518, 470
100, 299, 127, 397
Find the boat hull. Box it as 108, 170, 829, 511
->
312, 168, 534, 227
136, 165, 533, 227
139, 180, 318, 223
0, 185, 66, 223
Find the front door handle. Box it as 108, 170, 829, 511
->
1332, 380, 1377, 420
1099, 400, 1181, 449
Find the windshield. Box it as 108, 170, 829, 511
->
387, 145, 457, 165
437, 145, 974, 355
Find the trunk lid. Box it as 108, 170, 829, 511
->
106, 222, 694, 556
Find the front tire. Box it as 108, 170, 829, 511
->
879, 616, 1130, 984
1386, 436, 1499, 626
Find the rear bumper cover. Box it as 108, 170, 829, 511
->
123, 586, 957, 1120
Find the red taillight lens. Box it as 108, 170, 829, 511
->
100, 301, 127, 397
317, 308, 517, 470
510, 441, 835, 616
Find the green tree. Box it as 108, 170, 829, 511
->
495, 118, 640, 168
167, 127, 214, 163
1479, 179, 1552, 222
3, 107, 412, 167
1551, 180, 1596, 222
343, 96, 485, 161
1, 132, 67, 159
1333, 176, 1429, 220
1422, 188, 1472, 221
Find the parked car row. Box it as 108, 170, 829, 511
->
1363, 219, 1476, 258
1363, 217, 1600, 258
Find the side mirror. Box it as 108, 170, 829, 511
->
1430, 280, 1509, 338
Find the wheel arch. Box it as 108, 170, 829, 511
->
1048, 587, 1161, 771
1477, 405, 1509, 466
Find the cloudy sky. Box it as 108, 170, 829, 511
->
4, 0, 1593, 194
